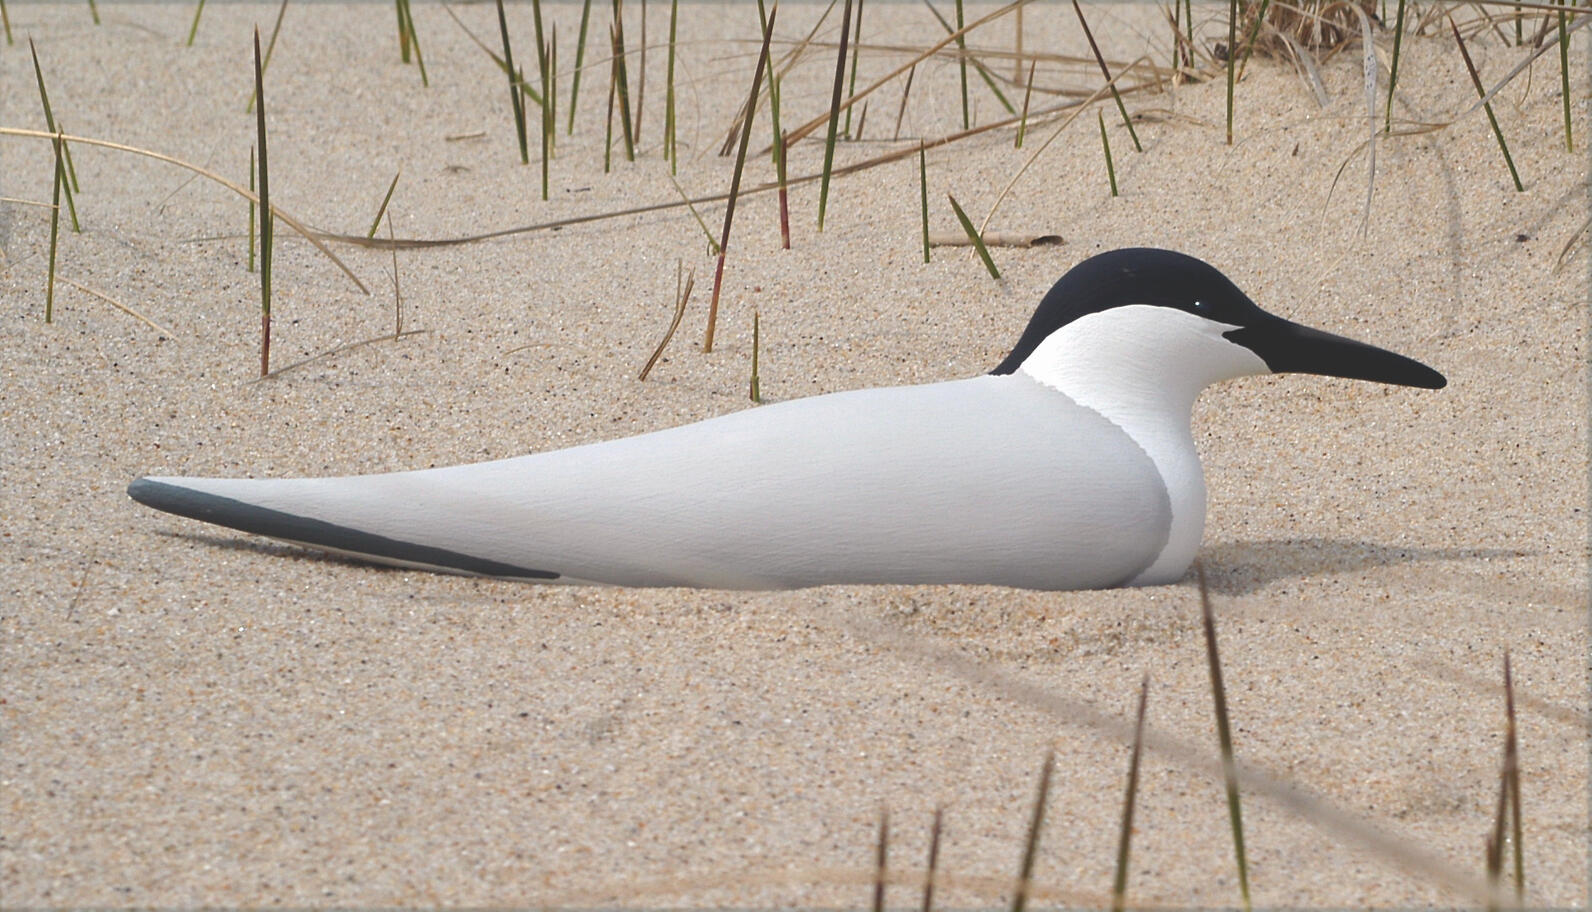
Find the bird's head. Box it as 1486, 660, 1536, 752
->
992, 248, 1447, 400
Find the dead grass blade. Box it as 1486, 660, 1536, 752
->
0, 127, 368, 293
56, 275, 177, 337
251, 329, 429, 382
639, 261, 692, 380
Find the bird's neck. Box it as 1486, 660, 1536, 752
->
1016, 307, 1269, 584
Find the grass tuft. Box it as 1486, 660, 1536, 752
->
1449, 13, 1523, 192
1111, 675, 1150, 912
1197, 562, 1251, 911
946, 193, 997, 278
1010, 750, 1054, 912
703, 4, 776, 352
817, 0, 855, 231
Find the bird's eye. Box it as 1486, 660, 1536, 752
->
1191, 300, 1207, 311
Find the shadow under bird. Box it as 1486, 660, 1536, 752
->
128, 248, 1445, 590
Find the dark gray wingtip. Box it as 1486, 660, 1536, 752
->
126, 476, 559, 580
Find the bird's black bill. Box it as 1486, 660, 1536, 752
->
1225, 319, 1447, 389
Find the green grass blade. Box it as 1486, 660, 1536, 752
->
920, 807, 942, 912
1450, 15, 1523, 192
665, 0, 679, 168
667, 173, 719, 254
946, 193, 996, 278
29, 40, 79, 231
871, 807, 888, 912
1198, 563, 1251, 911
923, 0, 1006, 116
1111, 675, 1150, 912
46, 131, 63, 322
1224, 0, 1237, 144
749, 309, 762, 402
955, 0, 969, 127
245, 0, 288, 114
1233, 0, 1273, 84
1010, 751, 1053, 912
254, 27, 274, 377
844, 0, 865, 136
1503, 652, 1524, 901
604, 53, 616, 172
496, 0, 530, 163
247, 145, 256, 273
817, 0, 855, 231
918, 142, 929, 263
187, 0, 206, 46
403, 0, 427, 86
87, 0, 98, 25
771, 73, 790, 248
1098, 110, 1118, 196
1015, 59, 1034, 148
569, 0, 594, 134
1071, 0, 1140, 151
1383, 0, 1406, 132
612, 4, 635, 162
395, 0, 410, 62
367, 169, 401, 238
1558, 0, 1573, 151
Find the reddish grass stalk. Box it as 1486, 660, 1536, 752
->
703, 5, 776, 352
777, 129, 790, 249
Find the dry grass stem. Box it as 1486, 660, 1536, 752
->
56, 275, 177, 337
639, 262, 692, 381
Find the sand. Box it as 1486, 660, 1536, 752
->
1, 1, 1587, 906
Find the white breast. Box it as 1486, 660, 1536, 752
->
1016, 305, 1270, 584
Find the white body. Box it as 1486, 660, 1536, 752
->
139, 372, 1181, 589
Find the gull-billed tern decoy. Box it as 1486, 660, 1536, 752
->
128, 248, 1445, 589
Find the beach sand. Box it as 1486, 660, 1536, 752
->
2, 1, 1587, 906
